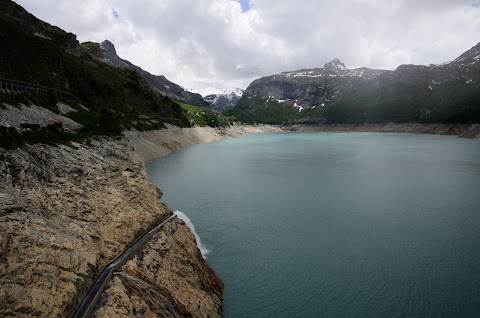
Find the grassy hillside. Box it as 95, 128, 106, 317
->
180, 103, 237, 127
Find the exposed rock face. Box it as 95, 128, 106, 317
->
93, 218, 223, 318
0, 135, 223, 317
324, 58, 347, 70
0, 103, 82, 133
98, 40, 208, 107
239, 65, 389, 110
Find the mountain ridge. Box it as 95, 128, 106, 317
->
82, 40, 208, 107
227, 43, 480, 124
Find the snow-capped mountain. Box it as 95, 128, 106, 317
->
188, 87, 244, 111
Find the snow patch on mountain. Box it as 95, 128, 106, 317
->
187, 87, 244, 111
188, 87, 244, 98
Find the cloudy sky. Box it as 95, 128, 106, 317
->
15, 0, 480, 91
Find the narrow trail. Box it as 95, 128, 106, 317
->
71, 214, 176, 318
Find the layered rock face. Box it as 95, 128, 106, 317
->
0, 137, 223, 317
240, 62, 388, 110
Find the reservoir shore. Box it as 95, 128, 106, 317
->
0, 121, 477, 317
0, 124, 278, 317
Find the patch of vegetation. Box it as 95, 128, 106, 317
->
0, 123, 82, 150
180, 103, 236, 127
80, 41, 103, 59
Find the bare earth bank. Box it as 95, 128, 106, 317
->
124, 124, 282, 161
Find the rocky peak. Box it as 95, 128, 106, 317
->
324, 58, 347, 70
100, 40, 116, 54
453, 42, 480, 64
99, 40, 132, 68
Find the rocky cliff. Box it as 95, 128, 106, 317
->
93, 217, 224, 318
0, 134, 224, 317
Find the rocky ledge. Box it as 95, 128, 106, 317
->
0, 135, 223, 317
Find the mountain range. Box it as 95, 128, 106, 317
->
1, 0, 479, 131
227, 47, 480, 124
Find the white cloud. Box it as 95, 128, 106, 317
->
14, 0, 480, 90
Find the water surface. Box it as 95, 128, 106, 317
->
146, 132, 480, 317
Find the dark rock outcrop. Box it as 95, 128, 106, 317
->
324, 58, 347, 70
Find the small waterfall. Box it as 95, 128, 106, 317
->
174, 211, 210, 258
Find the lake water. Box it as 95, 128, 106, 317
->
146, 132, 480, 318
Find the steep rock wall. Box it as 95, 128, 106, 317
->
0, 137, 222, 317
93, 218, 223, 318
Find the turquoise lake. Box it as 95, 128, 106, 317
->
146, 132, 480, 317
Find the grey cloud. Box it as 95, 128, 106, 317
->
14, 0, 480, 90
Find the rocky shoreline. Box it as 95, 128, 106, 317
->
1, 121, 476, 317
124, 123, 282, 161
0, 124, 279, 317
283, 123, 480, 139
